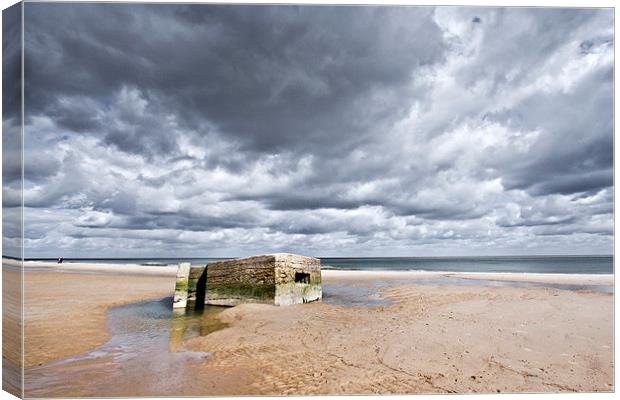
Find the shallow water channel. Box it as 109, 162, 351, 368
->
24, 297, 228, 397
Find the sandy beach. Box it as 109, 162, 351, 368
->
8, 261, 614, 396
23, 271, 175, 368
3, 263, 23, 398
323, 269, 614, 285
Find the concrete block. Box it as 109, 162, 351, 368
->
204, 253, 321, 306
172, 262, 191, 308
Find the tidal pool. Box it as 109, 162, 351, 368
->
24, 297, 228, 397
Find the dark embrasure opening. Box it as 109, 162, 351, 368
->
294, 272, 311, 284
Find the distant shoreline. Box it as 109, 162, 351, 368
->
15, 254, 614, 261
7, 259, 614, 286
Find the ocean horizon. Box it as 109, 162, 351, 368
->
19, 255, 614, 275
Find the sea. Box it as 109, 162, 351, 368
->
25, 255, 614, 274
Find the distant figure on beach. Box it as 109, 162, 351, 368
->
57, 257, 64, 264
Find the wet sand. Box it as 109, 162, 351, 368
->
444, 272, 613, 286
12, 262, 615, 396
23, 269, 175, 367
189, 282, 613, 394
323, 269, 614, 285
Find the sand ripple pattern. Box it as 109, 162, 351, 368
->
185, 283, 613, 395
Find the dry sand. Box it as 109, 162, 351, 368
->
8, 261, 615, 396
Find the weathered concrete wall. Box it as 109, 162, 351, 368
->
205, 253, 322, 306
205, 255, 277, 306
173, 262, 191, 308
274, 254, 322, 306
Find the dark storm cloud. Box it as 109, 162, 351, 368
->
13, 5, 614, 257
24, 4, 446, 158
253, 194, 365, 212
2, 2, 21, 121
115, 212, 261, 232
509, 169, 612, 197
497, 61, 613, 196
3, 3, 23, 185
2, 3, 24, 258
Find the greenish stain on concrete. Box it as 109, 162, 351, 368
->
207, 282, 276, 301
302, 283, 322, 296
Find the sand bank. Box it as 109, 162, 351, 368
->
23, 260, 177, 276
322, 269, 614, 285
444, 272, 613, 285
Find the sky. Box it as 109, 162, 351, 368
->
2, 4, 614, 258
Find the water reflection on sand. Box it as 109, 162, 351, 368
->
25, 297, 228, 397
169, 305, 229, 352
322, 276, 613, 308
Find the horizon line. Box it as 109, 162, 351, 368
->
10, 254, 615, 261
